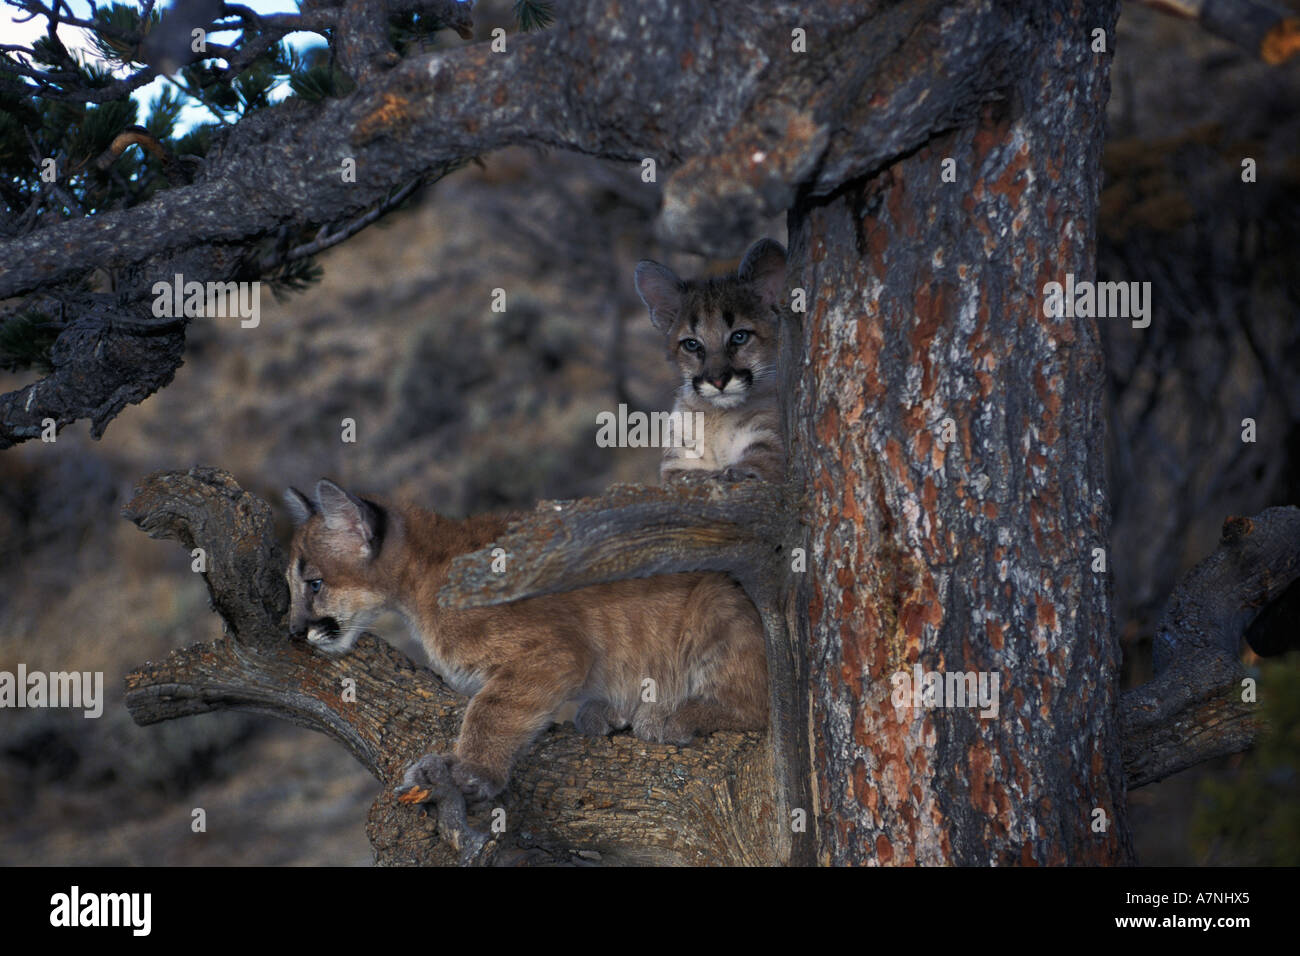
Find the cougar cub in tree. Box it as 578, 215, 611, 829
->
635, 238, 787, 483
284, 479, 768, 800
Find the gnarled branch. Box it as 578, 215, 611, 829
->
0, 299, 188, 449
439, 479, 795, 609
1, 0, 1014, 298
1120, 507, 1300, 788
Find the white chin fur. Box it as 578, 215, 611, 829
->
703, 391, 747, 408
696, 381, 749, 408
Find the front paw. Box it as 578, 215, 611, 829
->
395, 752, 493, 864
451, 758, 507, 802
396, 752, 457, 804
574, 700, 627, 737
397, 752, 504, 803
632, 708, 693, 747
720, 466, 763, 482
660, 712, 700, 745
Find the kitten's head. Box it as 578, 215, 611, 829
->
283, 479, 391, 656
635, 239, 786, 409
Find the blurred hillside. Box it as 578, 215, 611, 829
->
0, 4, 1297, 865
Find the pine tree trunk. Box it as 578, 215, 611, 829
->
785, 1, 1134, 864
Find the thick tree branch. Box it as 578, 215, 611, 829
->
1120, 507, 1300, 788
438, 479, 795, 609
0, 0, 1024, 301
122, 467, 289, 642
254, 175, 426, 272
0, 238, 249, 449
0, 301, 187, 448
0, 171, 447, 449
658, 1, 1024, 252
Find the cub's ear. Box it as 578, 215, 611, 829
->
738, 238, 787, 308
314, 478, 382, 558
284, 487, 315, 526
634, 259, 684, 333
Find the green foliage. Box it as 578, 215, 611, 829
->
145, 85, 184, 142
0, 309, 62, 373
0, 90, 40, 178
264, 258, 325, 304
513, 0, 555, 32
87, 2, 160, 66
233, 60, 278, 113
1192, 656, 1300, 864
1, 22, 305, 224
288, 64, 355, 103
0, 2, 471, 285
173, 123, 215, 162
69, 98, 139, 165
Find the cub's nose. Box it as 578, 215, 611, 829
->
707, 372, 731, 390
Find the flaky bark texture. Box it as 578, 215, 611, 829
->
784, 1, 1129, 864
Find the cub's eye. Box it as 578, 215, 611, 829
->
680, 338, 702, 353
730, 330, 752, 346
308, 579, 323, 594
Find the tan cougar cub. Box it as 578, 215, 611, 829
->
284, 479, 768, 801
634, 238, 787, 483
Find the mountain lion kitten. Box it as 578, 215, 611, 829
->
635, 238, 787, 483
284, 479, 768, 800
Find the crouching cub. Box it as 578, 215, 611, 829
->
284, 479, 768, 801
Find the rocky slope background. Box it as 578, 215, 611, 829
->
1, 4, 1297, 865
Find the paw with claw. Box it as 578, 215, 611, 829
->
395, 752, 497, 864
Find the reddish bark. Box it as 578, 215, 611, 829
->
788, 2, 1131, 864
